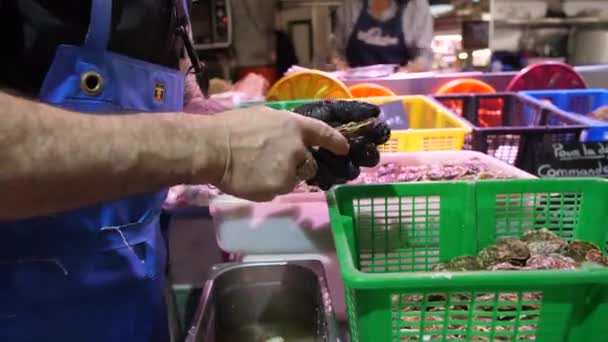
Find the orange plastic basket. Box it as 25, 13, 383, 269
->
266, 70, 352, 101
348, 83, 396, 98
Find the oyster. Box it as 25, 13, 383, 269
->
478, 238, 530, 268
521, 228, 567, 256
462, 157, 489, 174
584, 249, 608, 266
375, 163, 400, 177
476, 171, 498, 180
455, 174, 478, 180
424, 163, 468, 180
425, 167, 447, 181
521, 228, 561, 242
490, 262, 525, 271
336, 117, 377, 139
432, 256, 483, 271
527, 240, 567, 256
526, 254, 578, 270
395, 166, 426, 182
565, 240, 601, 262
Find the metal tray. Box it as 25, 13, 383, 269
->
185, 260, 340, 342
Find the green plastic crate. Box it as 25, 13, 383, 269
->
328, 178, 608, 342
238, 99, 315, 110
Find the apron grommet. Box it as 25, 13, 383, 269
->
80, 71, 104, 96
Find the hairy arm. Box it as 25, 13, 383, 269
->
0, 91, 225, 220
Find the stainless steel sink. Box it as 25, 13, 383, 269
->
185, 260, 340, 342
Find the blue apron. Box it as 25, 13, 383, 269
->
345, 0, 410, 67
0, 1, 184, 341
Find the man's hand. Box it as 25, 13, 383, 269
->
194, 106, 349, 201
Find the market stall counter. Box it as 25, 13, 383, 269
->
210, 151, 536, 321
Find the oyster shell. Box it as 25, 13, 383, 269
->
426, 165, 467, 180
432, 255, 483, 271
425, 167, 448, 181
336, 117, 377, 139
476, 171, 498, 180
521, 228, 561, 242
526, 254, 578, 270
478, 238, 530, 268
565, 240, 601, 262
462, 157, 489, 174
585, 249, 608, 266
527, 240, 568, 256
490, 262, 525, 271
521, 228, 567, 256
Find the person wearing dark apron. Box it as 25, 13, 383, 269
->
0, 1, 196, 341
346, 0, 410, 67
331, 0, 433, 71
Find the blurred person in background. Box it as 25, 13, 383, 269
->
331, 0, 434, 72
272, 2, 299, 78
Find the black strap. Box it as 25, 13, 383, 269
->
174, 0, 209, 97
175, 0, 190, 29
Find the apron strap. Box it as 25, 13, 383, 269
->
175, 0, 210, 97
175, 0, 191, 35
84, 0, 113, 50
179, 0, 190, 21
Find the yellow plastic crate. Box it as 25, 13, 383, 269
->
244, 95, 472, 152
361, 96, 473, 152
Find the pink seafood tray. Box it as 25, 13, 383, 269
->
210, 151, 535, 256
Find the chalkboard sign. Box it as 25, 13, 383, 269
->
534, 141, 608, 178
378, 100, 409, 130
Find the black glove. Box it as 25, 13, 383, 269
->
293, 100, 391, 190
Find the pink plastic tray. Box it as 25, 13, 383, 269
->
210, 151, 535, 255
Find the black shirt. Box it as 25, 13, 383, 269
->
0, 0, 181, 95
274, 30, 298, 77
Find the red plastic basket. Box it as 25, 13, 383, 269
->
435, 78, 503, 127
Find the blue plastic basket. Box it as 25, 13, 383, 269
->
521, 89, 608, 142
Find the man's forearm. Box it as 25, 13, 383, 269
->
0, 91, 223, 220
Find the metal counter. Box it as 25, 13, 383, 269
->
342, 65, 608, 95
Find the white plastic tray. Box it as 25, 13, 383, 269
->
211, 151, 535, 255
